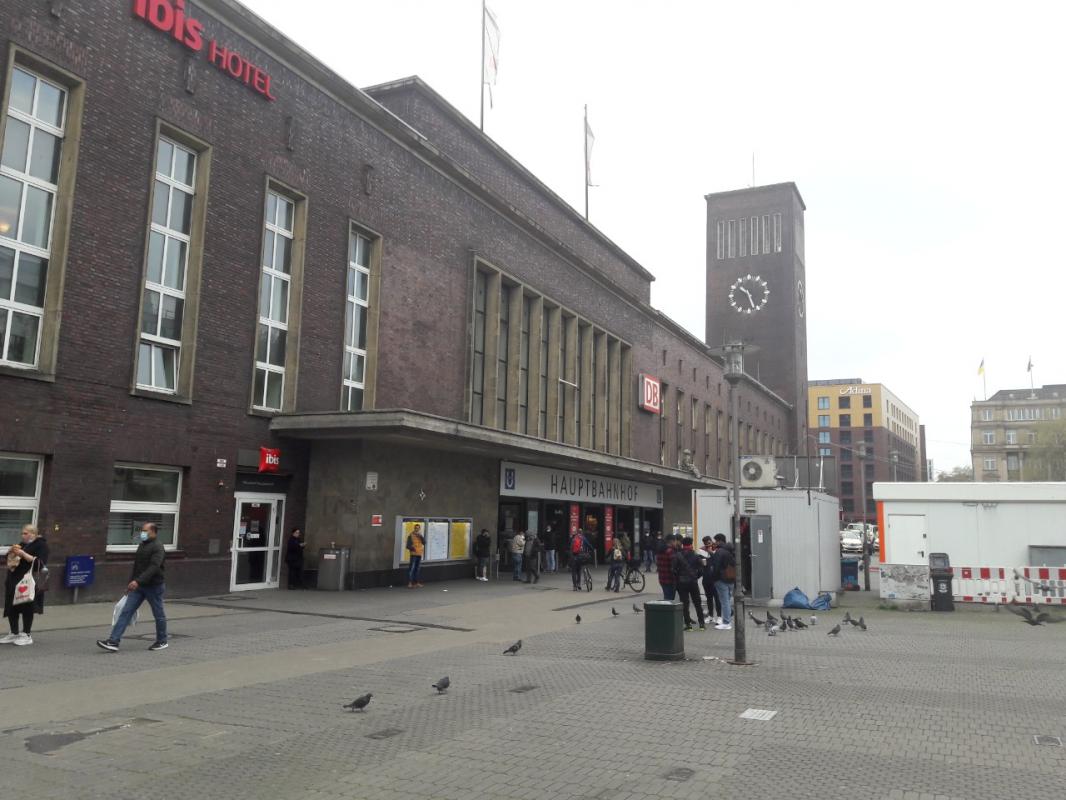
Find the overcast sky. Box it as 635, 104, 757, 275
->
243, 0, 1065, 474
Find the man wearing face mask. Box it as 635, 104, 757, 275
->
96, 522, 168, 652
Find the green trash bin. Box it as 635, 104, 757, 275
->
644, 600, 684, 661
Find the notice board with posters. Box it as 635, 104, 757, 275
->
394, 516, 473, 568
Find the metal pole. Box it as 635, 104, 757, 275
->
730, 371, 746, 662
859, 443, 870, 591
479, 0, 486, 131
583, 104, 589, 220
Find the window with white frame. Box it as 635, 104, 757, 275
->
773, 212, 783, 252
980, 408, 993, 421
1005, 430, 1017, 445
107, 464, 181, 551
761, 214, 770, 253
0, 67, 66, 368
0, 453, 42, 539
817, 414, 830, 427
342, 228, 371, 411
1052, 407, 1062, 419
749, 216, 758, 254
983, 457, 997, 471
137, 136, 195, 392
817, 396, 830, 410
738, 217, 748, 257
818, 431, 830, 444
819, 447, 831, 456
253, 191, 294, 410
727, 220, 736, 258
1007, 454, 1020, 471
982, 431, 994, 445
716, 221, 725, 260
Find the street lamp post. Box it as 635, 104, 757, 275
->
858, 442, 870, 591
718, 341, 749, 665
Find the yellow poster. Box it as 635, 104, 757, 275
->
399, 518, 425, 564
449, 520, 471, 560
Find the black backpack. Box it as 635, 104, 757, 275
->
673, 552, 701, 585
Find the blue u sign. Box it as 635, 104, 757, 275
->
504, 468, 516, 491
64, 555, 96, 588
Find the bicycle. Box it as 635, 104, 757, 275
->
580, 564, 593, 592
623, 561, 646, 593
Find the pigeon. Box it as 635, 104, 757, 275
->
777, 620, 788, 633
502, 640, 522, 655
611, 607, 620, 617
344, 693, 372, 712
765, 611, 779, 625
766, 623, 776, 637
846, 617, 861, 627
857, 616, 867, 631
575, 614, 582, 624
633, 604, 643, 614
827, 624, 841, 636
1008, 606, 1066, 626
842, 611, 853, 624
809, 615, 817, 626
748, 611, 766, 626
785, 616, 796, 631
793, 618, 808, 630
432, 676, 450, 694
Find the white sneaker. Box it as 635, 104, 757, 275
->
0, 633, 17, 644
715, 623, 732, 630
12, 633, 32, 646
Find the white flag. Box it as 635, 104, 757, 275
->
483, 6, 500, 107
585, 117, 595, 186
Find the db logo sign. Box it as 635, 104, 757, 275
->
639, 374, 662, 414
258, 447, 281, 473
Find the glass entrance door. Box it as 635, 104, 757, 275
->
230, 493, 285, 591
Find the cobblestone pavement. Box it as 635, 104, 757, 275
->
2, 568, 1065, 800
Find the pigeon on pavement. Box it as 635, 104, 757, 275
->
785, 616, 796, 631
432, 676, 450, 694
766, 623, 776, 637
857, 616, 867, 631
827, 624, 841, 636
748, 611, 766, 626
502, 640, 522, 655
842, 611, 853, 624
846, 617, 861, 627
1008, 606, 1066, 626
344, 693, 372, 712
575, 614, 582, 624
633, 604, 643, 614
765, 611, 779, 625
793, 618, 808, 630
809, 615, 817, 626
611, 607, 620, 616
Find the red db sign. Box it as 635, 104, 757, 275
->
258, 447, 281, 473
639, 374, 661, 414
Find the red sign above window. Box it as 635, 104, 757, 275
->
258, 447, 281, 473
639, 374, 662, 414
132, 0, 276, 101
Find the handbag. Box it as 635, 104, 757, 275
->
12, 572, 35, 606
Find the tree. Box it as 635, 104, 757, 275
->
936, 465, 973, 482
1022, 419, 1066, 481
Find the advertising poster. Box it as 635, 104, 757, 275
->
426, 519, 450, 561
449, 520, 471, 560
604, 506, 614, 552
569, 504, 580, 534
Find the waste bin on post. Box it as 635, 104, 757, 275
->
644, 600, 684, 661
317, 547, 350, 591
929, 552, 955, 612
841, 558, 860, 591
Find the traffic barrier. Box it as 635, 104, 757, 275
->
1013, 566, 1066, 605
952, 566, 1013, 604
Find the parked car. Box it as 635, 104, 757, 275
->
840, 531, 864, 554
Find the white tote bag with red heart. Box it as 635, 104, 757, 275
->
12, 572, 35, 606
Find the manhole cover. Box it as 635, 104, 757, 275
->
739, 708, 778, 721
663, 767, 694, 782
1034, 735, 1062, 747
368, 625, 420, 634
366, 728, 404, 740
510, 685, 538, 693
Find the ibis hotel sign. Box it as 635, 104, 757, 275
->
132, 0, 276, 101
500, 461, 663, 509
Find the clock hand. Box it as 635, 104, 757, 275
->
739, 287, 754, 302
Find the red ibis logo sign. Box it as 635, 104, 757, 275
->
132, 1, 276, 101
639, 374, 661, 414
258, 447, 281, 473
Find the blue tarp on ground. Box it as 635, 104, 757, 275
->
782, 587, 833, 610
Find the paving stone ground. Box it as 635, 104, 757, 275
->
2, 567, 1064, 800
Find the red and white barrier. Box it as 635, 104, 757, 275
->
1013, 566, 1066, 605
949, 565, 1066, 605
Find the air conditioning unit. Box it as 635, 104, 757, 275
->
740, 456, 777, 489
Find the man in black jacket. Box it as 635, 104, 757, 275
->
709, 533, 736, 631
97, 522, 168, 652
671, 537, 706, 630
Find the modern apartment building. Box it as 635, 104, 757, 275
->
808, 379, 923, 522
971, 385, 1066, 481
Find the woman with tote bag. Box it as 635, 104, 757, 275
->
2, 524, 49, 646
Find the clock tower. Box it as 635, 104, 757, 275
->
705, 183, 808, 454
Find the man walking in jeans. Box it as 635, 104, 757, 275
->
97, 522, 168, 652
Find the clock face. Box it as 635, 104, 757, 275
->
796, 280, 805, 318
728, 274, 769, 314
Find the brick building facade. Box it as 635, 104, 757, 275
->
0, 0, 798, 601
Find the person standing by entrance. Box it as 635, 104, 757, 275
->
406, 524, 425, 588
641, 531, 656, 572
511, 530, 525, 581
544, 525, 557, 573
701, 536, 722, 624
524, 532, 542, 584
97, 522, 168, 652
656, 534, 678, 601
671, 536, 706, 631
474, 528, 492, 581
285, 527, 305, 589
2, 525, 49, 646
710, 533, 736, 630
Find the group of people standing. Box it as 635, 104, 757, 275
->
656, 532, 736, 632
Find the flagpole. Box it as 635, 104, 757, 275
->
584, 104, 589, 220
479, 0, 486, 131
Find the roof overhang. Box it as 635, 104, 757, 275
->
271, 409, 724, 490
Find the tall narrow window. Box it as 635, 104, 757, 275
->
676, 391, 684, 466
761, 214, 770, 253
739, 218, 747, 257
342, 229, 371, 411
136, 137, 194, 392
727, 220, 736, 258
519, 295, 531, 433
539, 305, 548, 436
589, 331, 596, 443
716, 220, 725, 260
750, 216, 758, 254
253, 191, 294, 411
471, 271, 487, 425
574, 325, 582, 439
0, 67, 66, 368
773, 212, 783, 252
659, 384, 669, 465
496, 285, 510, 428
557, 317, 567, 442
704, 406, 712, 476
